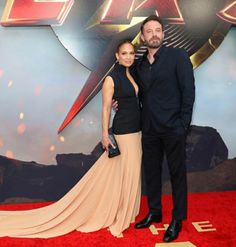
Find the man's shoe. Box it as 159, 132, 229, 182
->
163, 219, 182, 242
134, 213, 162, 229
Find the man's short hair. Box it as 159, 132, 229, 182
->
140, 15, 164, 33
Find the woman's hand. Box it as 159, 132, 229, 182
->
102, 133, 115, 151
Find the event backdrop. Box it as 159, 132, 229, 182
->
0, 0, 235, 203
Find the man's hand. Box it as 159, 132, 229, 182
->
112, 99, 118, 111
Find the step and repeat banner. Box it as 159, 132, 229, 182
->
0, 0, 235, 203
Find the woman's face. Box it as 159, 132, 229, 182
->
116, 43, 135, 67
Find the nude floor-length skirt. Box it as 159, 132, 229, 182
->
0, 132, 142, 238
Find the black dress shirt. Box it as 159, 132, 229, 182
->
132, 45, 195, 134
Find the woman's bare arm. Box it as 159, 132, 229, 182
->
102, 76, 115, 150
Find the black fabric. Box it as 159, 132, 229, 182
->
142, 132, 187, 220
132, 45, 195, 135
109, 63, 141, 135
108, 133, 120, 158
131, 45, 195, 220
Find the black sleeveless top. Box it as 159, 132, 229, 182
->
108, 63, 141, 135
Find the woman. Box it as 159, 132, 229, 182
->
0, 40, 142, 238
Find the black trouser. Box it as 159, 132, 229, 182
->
142, 131, 187, 220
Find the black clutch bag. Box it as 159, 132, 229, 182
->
108, 133, 120, 158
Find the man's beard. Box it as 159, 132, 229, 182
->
145, 37, 163, 49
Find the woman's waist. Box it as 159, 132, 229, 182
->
114, 97, 139, 109
114, 110, 140, 121
114, 96, 138, 102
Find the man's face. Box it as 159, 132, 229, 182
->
141, 20, 164, 49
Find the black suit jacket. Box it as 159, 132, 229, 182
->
133, 45, 195, 134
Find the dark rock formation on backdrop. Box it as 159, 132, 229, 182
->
0, 125, 233, 204
162, 158, 236, 194
0, 143, 102, 203
161, 125, 229, 181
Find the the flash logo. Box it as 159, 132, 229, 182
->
101, 0, 184, 24
217, 1, 236, 25
1, 0, 235, 27
0, 0, 74, 26
101, 0, 236, 25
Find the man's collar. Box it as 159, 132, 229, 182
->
153, 44, 165, 58
142, 44, 165, 61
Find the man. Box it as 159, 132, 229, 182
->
133, 15, 195, 242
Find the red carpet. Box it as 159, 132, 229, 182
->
0, 191, 236, 247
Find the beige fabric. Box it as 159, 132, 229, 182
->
0, 132, 142, 238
